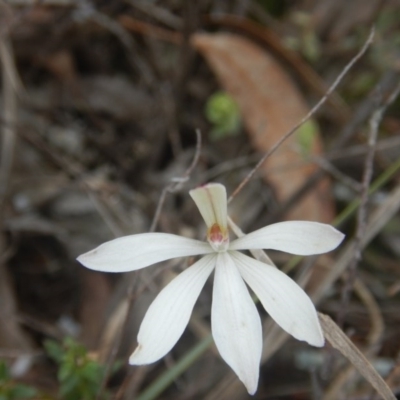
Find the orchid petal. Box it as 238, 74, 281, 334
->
212, 252, 262, 395
230, 251, 324, 347
129, 254, 216, 365
189, 183, 228, 229
230, 221, 344, 255
77, 233, 213, 272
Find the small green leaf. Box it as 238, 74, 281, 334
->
0, 362, 9, 382
205, 91, 241, 140
44, 339, 64, 363
60, 374, 79, 398
10, 384, 37, 399
58, 362, 74, 382
82, 362, 103, 384
296, 119, 318, 157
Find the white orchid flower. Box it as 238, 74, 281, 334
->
77, 183, 344, 395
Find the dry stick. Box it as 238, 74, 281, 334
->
331, 70, 400, 150
202, 135, 400, 183
323, 278, 385, 400
264, 69, 400, 225
158, 1, 200, 159
337, 80, 400, 329
312, 156, 362, 192
99, 130, 202, 400
380, 351, 400, 400
84, 4, 155, 87
126, 0, 183, 30
6, 0, 74, 4
18, 118, 128, 238
0, 25, 34, 361
228, 27, 375, 204
150, 129, 201, 231
327, 135, 400, 162
0, 37, 17, 212
319, 313, 396, 400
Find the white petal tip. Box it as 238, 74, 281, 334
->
76, 252, 95, 268
230, 221, 345, 255
245, 383, 258, 396
237, 368, 259, 395
308, 336, 325, 348
76, 249, 111, 272
128, 345, 150, 366
234, 369, 259, 396
237, 372, 258, 395
333, 229, 346, 246
296, 323, 325, 348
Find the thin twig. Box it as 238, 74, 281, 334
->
0, 21, 34, 362
228, 27, 375, 203
337, 80, 400, 328
75, 0, 155, 87
150, 129, 202, 232
313, 156, 362, 192
200, 135, 400, 183
0, 35, 18, 213
263, 69, 400, 225
125, 0, 183, 30
323, 278, 385, 400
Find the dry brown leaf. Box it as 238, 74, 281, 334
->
319, 313, 396, 400
203, 15, 349, 123
192, 33, 334, 222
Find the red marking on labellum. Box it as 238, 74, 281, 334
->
209, 223, 224, 243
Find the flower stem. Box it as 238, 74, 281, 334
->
136, 335, 214, 400
333, 156, 400, 227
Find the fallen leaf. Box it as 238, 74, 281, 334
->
319, 313, 396, 400
192, 33, 334, 222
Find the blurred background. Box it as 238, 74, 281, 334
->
0, 0, 400, 399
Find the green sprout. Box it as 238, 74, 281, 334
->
0, 361, 37, 400
44, 337, 113, 400
205, 91, 241, 140
295, 119, 319, 158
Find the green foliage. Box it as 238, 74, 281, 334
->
346, 71, 376, 100
205, 91, 241, 140
44, 337, 110, 400
295, 119, 318, 157
284, 12, 320, 62
0, 361, 37, 400
256, 0, 287, 17
372, 8, 400, 71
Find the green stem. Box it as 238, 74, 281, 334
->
333, 156, 400, 227
136, 335, 213, 400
